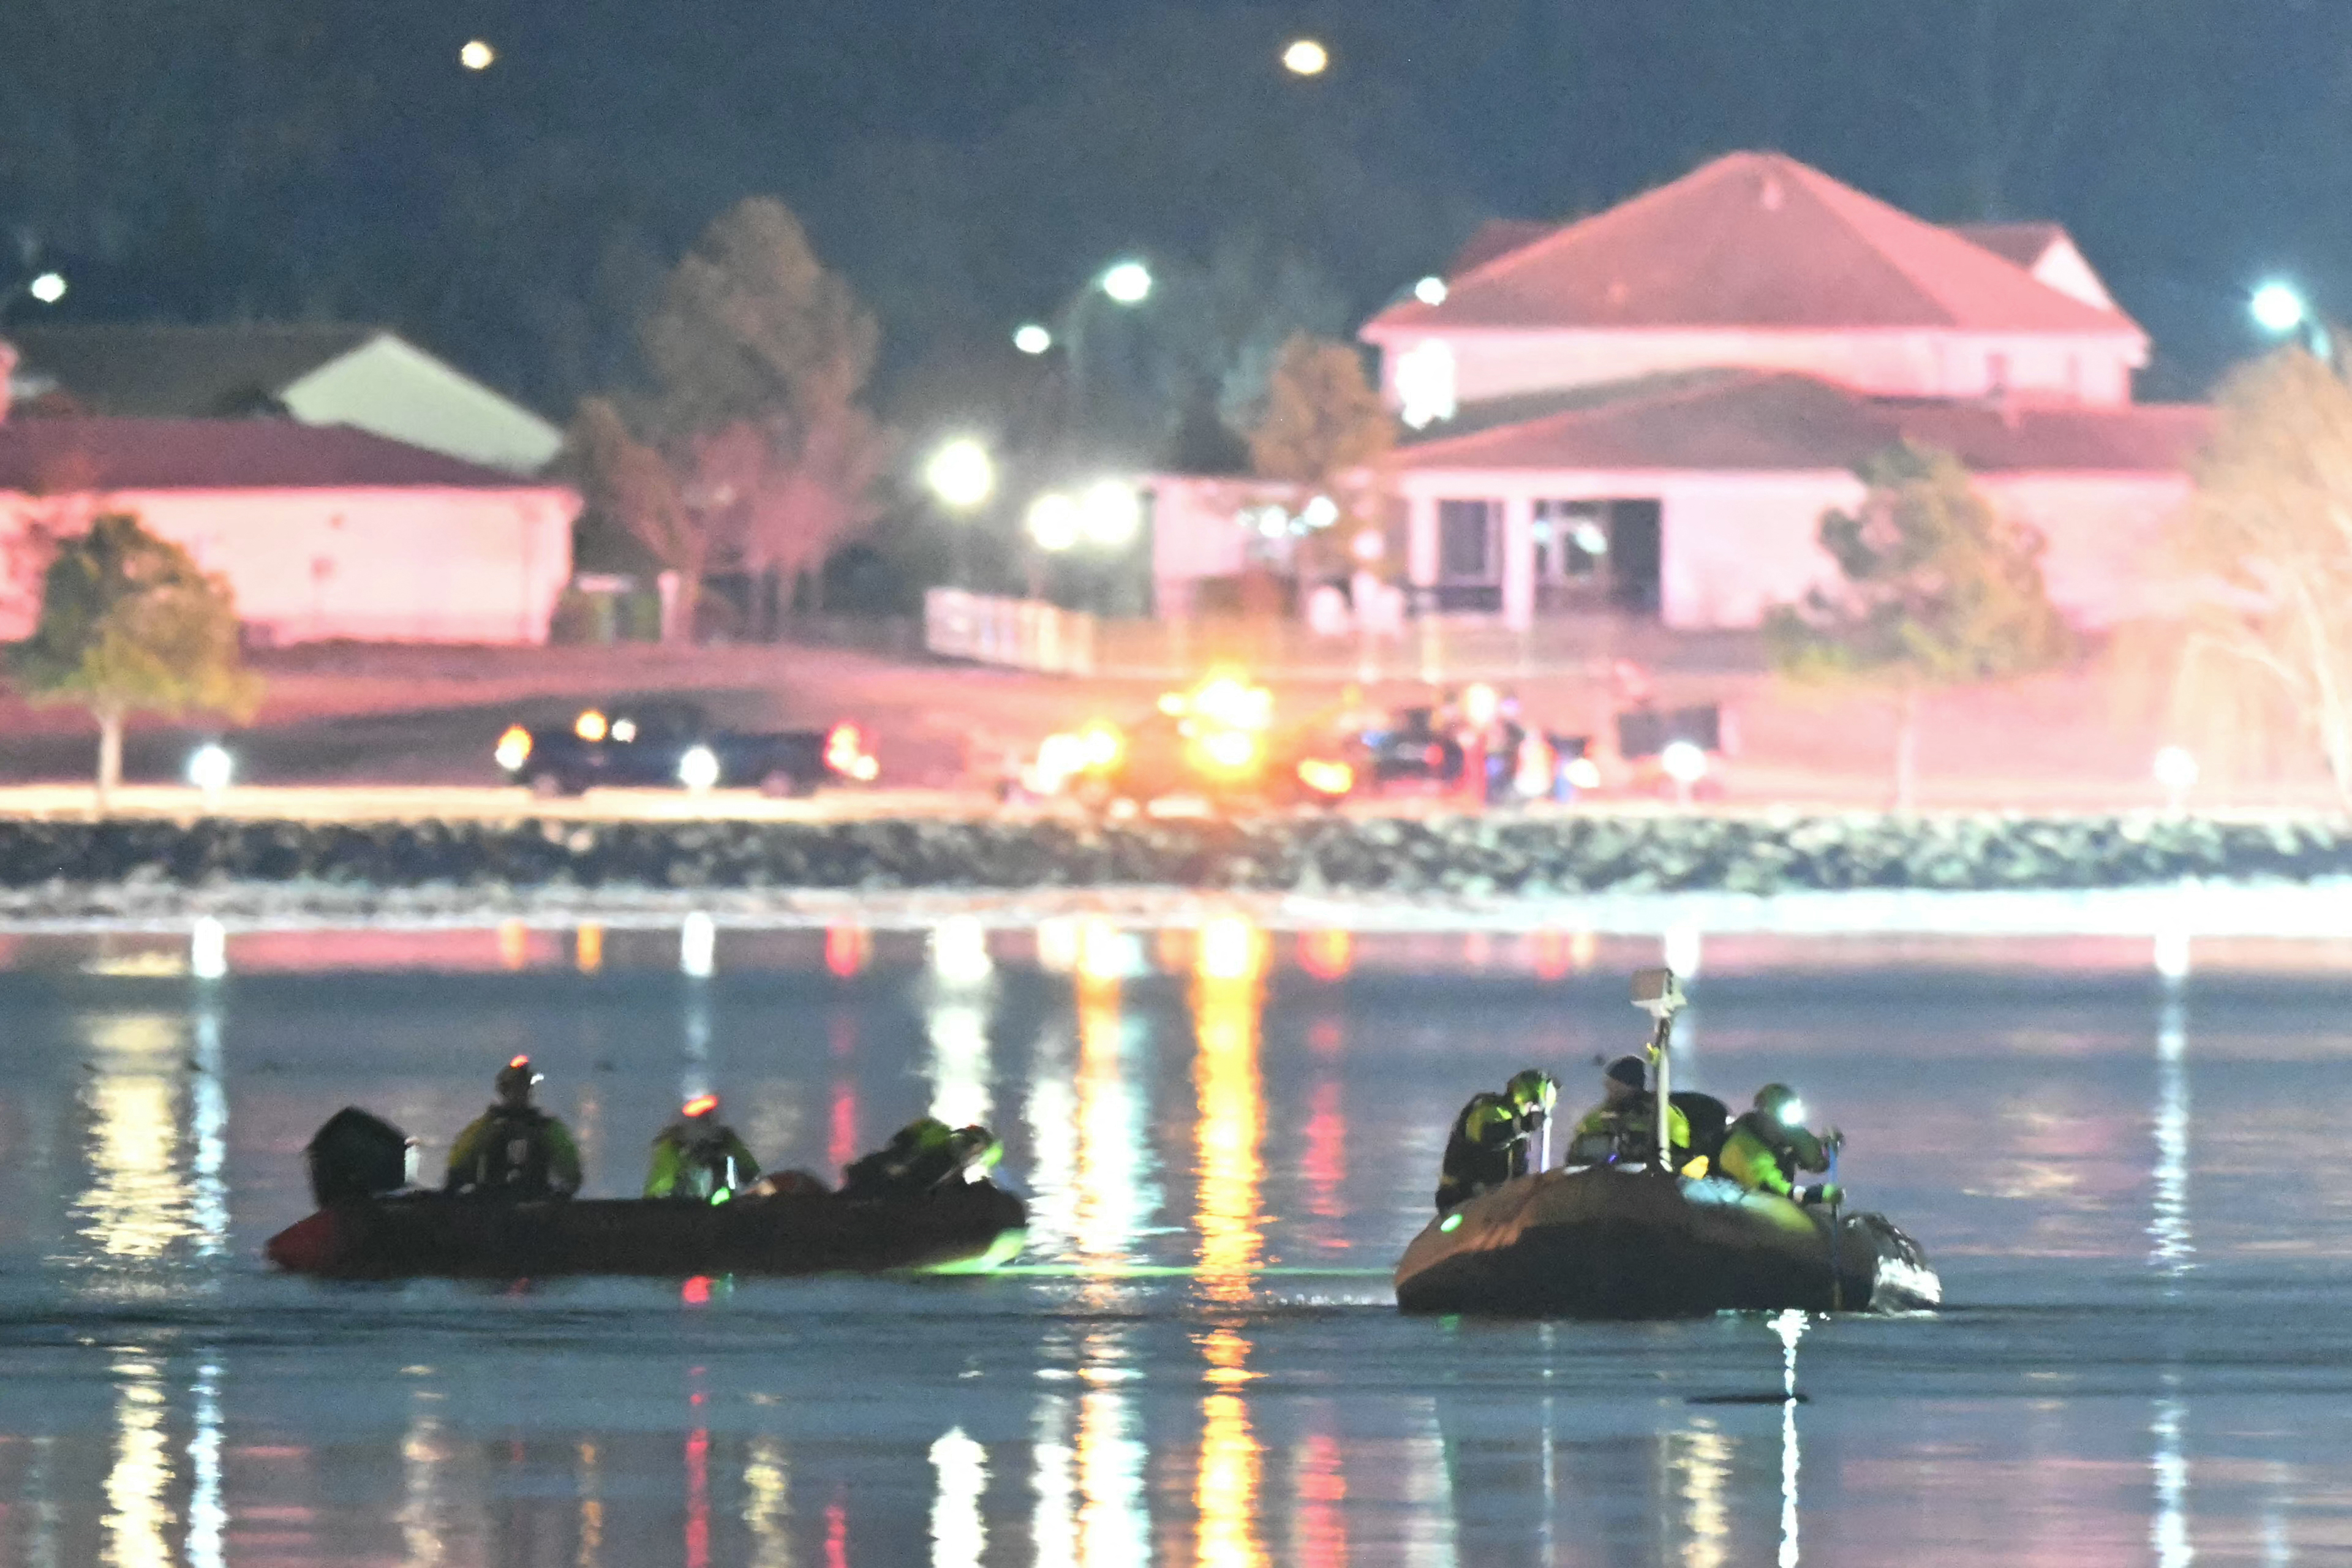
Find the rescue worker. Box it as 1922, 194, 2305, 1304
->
1434, 1069, 1557, 1212
1566, 1055, 1692, 1167
445, 1055, 582, 1198
644, 1093, 761, 1202
841, 1117, 1005, 1197
1719, 1083, 1841, 1204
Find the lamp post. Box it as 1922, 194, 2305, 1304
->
0, 270, 66, 320
2251, 279, 2334, 364
923, 437, 996, 590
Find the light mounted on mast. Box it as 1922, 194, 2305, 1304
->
1630, 966, 1686, 1169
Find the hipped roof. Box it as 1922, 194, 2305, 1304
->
1370, 152, 2142, 338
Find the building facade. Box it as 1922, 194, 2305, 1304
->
1335, 151, 2207, 631
0, 412, 578, 646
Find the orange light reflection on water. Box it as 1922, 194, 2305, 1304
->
1193, 919, 1266, 1302
1298, 929, 1352, 982
1193, 917, 1270, 1568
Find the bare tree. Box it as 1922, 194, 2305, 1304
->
2171, 349, 2352, 804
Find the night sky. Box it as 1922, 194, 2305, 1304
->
0, 1, 2339, 418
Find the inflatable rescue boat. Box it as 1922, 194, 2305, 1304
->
265, 1107, 1027, 1280
1395, 965, 1939, 1319
1392, 1164, 1937, 1317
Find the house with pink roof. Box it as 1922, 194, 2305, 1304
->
1176, 151, 2206, 633
0, 350, 579, 646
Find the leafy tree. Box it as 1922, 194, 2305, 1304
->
639, 197, 891, 625
2168, 349, 2352, 804
1766, 442, 2072, 809
1246, 334, 1395, 580
7, 513, 261, 809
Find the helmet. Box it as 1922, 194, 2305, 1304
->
495, 1055, 541, 1099
1506, 1069, 1557, 1112
1754, 1083, 1806, 1125
681, 1093, 720, 1120
1605, 1055, 1648, 1091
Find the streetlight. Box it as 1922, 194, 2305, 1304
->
1077, 480, 1142, 548
1027, 492, 1082, 553
2252, 278, 2332, 362
1282, 38, 1330, 76
1099, 260, 1152, 306
1413, 275, 1447, 307
460, 39, 496, 70
924, 437, 995, 590
1, 269, 67, 319
1013, 323, 1053, 355
2251, 281, 2307, 335
924, 437, 995, 511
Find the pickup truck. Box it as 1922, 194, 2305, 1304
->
493, 699, 878, 797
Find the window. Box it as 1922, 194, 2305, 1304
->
1534, 500, 1608, 579
1436, 500, 1494, 580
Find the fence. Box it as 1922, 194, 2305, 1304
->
923, 590, 1099, 676
921, 594, 1763, 682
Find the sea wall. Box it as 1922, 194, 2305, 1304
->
2, 812, 2349, 910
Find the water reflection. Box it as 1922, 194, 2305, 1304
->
744, 1435, 788, 1568
929, 1427, 986, 1568
76, 1011, 211, 1273
105, 1351, 171, 1568
926, 921, 994, 1131
1073, 964, 1154, 1278
188, 1360, 224, 1568
1193, 917, 1266, 1301
1774, 1310, 1807, 1568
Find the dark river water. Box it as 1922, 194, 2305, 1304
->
1, 916, 2349, 1567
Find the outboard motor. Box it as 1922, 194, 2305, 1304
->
306, 1107, 416, 1207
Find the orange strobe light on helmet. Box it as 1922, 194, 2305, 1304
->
682, 1094, 720, 1118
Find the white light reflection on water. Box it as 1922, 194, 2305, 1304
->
189, 992, 227, 1257
929, 1427, 987, 1568
187, 1360, 224, 1568
744, 1435, 788, 1568
680, 911, 716, 978
1079, 1387, 1148, 1567
2151, 992, 2193, 1278
1773, 1310, 1807, 1568
1674, 1419, 1732, 1568
75, 1012, 202, 1275
1404, 1401, 1458, 1568
927, 921, 995, 1129
2154, 1390, 2192, 1568
104, 1352, 170, 1568
188, 918, 226, 981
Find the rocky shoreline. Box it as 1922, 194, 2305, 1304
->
2, 812, 2348, 918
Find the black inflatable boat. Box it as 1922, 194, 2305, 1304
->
1396, 965, 1939, 1319
264, 1106, 1026, 1280
265, 1183, 1028, 1280
1392, 1164, 1938, 1317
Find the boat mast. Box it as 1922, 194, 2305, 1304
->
1632, 967, 1685, 1170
